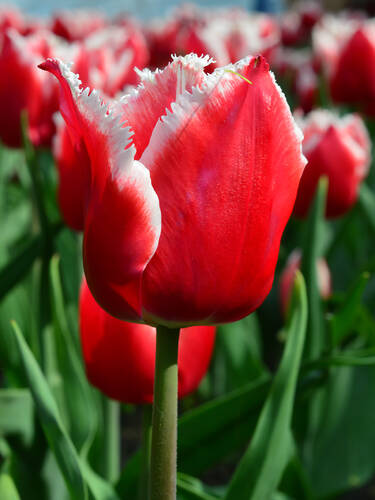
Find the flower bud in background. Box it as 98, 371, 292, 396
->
40, 53, 306, 327
0, 29, 72, 148
280, 249, 331, 316
313, 15, 375, 114
293, 110, 371, 218
79, 278, 216, 404
51, 9, 106, 42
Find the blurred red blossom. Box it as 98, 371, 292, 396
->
313, 14, 375, 114
51, 9, 106, 42
79, 278, 216, 404
294, 110, 371, 218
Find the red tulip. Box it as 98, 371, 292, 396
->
313, 16, 375, 113
293, 110, 371, 218
39, 53, 306, 327
279, 250, 331, 315
73, 25, 149, 96
53, 117, 90, 231
51, 10, 106, 42
0, 29, 64, 148
79, 278, 216, 404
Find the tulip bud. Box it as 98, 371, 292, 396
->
280, 250, 331, 316
293, 110, 371, 218
79, 278, 216, 404
313, 15, 375, 113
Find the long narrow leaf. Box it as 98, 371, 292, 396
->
11, 320, 87, 500
225, 272, 308, 500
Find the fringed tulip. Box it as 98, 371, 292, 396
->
79, 278, 216, 403
51, 10, 106, 42
294, 110, 371, 218
39, 53, 306, 327
280, 249, 331, 315
313, 16, 375, 113
0, 29, 69, 148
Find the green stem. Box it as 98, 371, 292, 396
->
139, 404, 153, 500
103, 397, 120, 483
150, 325, 180, 500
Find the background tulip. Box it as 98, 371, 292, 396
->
79, 278, 216, 404
40, 53, 306, 328
313, 15, 375, 113
279, 249, 331, 316
293, 110, 371, 218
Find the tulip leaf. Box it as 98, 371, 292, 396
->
224, 271, 307, 500
0, 222, 62, 302
177, 473, 219, 499
329, 272, 370, 346
11, 320, 88, 500
301, 176, 328, 359
50, 255, 97, 456
0, 474, 21, 500
0, 389, 33, 443
358, 183, 375, 234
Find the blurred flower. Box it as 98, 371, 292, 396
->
281, 1, 322, 47
40, 53, 306, 327
271, 48, 319, 112
73, 25, 149, 96
294, 110, 371, 218
51, 10, 106, 42
0, 29, 70, 148
79, 278, 216, 404
313, 15, 375, 113
279, 249, 331, 315
146, 5, 279, 71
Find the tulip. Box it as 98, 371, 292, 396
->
40, 54, 305, 499
280, 249, 331, 315
51, 9, 106, 42
0, 29, 68, 148
293, 110, 371, 218
313, 15, 375, 113
39, 53, 306, 327
79, 278, 216, 404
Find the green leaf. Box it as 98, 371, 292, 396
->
308, 364, 375, 496
0, 389, 33, 443
301, 176, 328, 359
0, 222, 62, 302
215, 313, 265, 392
50, 255, 97, 455
358, 182, 375, 234
0, 474, 21, 500
177, 473, 220, 500
330, 272, 370, 346
11, 320, 88, 500
224, 272, 308, 500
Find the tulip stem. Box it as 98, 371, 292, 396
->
103, 397, 120, 483
150, 325, 180, 500
139, 405, 153, 500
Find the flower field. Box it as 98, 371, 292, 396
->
1, 2, 375, 499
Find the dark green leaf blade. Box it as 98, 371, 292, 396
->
11, 320, 87, 500
224, 272, 308, 500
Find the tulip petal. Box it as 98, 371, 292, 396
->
140, 56, 306, 325
117, 54, 213, 159
39, 59, 161, 321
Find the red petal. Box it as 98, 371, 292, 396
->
139, 56, 306, 325
116, 54, 211, 159
40, 59, 161, 321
